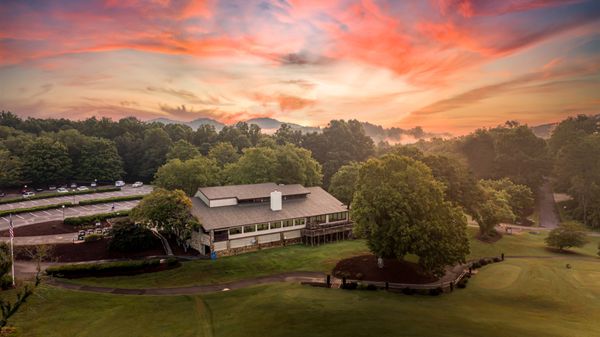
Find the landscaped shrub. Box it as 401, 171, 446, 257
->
64, 211, 130, 226
84, 234, 102, 242
45, 258, 179, 278
78, 194, 144, 206
0, 274, 12, 290
493, 257, 501, 263
429, 287, 443, 296
109, 222, 158, 252
479, 258, 488, 266
355, 272, 364, 280
401, 287, 415, 295
471, 262, 481, 269
0, 187, 121, 205
341, 281, 358, 290
457, 278, 468, 289
366, 284, 377, 291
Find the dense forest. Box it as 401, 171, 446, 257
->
1, 111, 598, 230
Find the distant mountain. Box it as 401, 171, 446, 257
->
188, 118, 225, 131
530, 122, 557, 139
245, 117, 321, 134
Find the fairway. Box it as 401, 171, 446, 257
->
9, 257, 600, 337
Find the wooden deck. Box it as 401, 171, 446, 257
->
301, 220, 353, 246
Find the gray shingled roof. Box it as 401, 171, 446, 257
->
191, 186, 347, 231
198, 183, 310, 200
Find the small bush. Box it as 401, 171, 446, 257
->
429, 287, 443, 296
471, 262, 481, 269
355, 272, 364, 280
0, 187, 121, 205
457, 278, 468, 289
64, 211, 130, 226
366, 284, 377, 291
0, 203, 74, 217
78, 194, 144, 206
0, 274, 12, 290
46, 258, 179, 278
341, 281, 358, 290
84, 234, 102, 242
493, 257, 501, 263
401, 287, 415, 295
479, 258, 488, 266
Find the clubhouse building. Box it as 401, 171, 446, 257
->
189, 183, 352, 256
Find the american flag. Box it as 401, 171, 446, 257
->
8, 213, 13, 239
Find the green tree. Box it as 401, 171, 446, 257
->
76, 138, 124, 181
545, 222, 588, 251
328, 162, 362, 206
139, 128, 173, 181
0, 148, 22, 187
130, 188, 196, 248
153, 156, 220, 196
208, 142, 240, 167
480, 178, 534, 223
192, 125, 218, 155
115, 132, 144, 182
22, 137, 72, 185
475, 184, 515, 236
167, 139, 200, 161
351, 155, 469, 277
274, 123, 303, 145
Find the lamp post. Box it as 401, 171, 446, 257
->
62, 205, 65, 220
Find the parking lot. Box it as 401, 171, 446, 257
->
0, 200, 141, 230
0, 185, 152, 212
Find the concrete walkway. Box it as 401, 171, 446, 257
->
47, 271, 327, 296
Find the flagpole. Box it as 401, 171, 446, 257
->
9, 213, 15, 287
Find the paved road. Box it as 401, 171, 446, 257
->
0, 185, 152, 212
0, 233, 78, 245
0, 200, 140, 230
537, 180, 560, 229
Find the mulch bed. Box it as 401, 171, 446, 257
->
0, 220, 75, 237
332, 255, 437, 284
15, 238, 166, 262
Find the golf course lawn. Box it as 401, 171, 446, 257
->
8, 257, 600, 337
64, 228, 600, 289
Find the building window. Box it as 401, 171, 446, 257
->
257, 223, 269, 231
229, 227, 242, 235
270, 221, 281, 229
243, 225, 256, 233
295, 218, 306, 226
283, 219, 293, 227
214, 230, 229, 242
329, 212, 347, 222
309, 215, 326, 224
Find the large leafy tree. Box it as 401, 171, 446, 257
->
192, 125, 218, 155
480, 178, 534, 223
352, 154, 469, 277
114, 132, 144, 182
22, 137, 72, 185
0, 147, 22, 187
208, 142, 240, 167
153, 156, 220, 196
76, 138, 124, 181
475, 183, 515, 236
328, 162, 362, 206
130, 188, 197, 248
223, 145, 322, 186
139, 128, 173, 181
167, 139, 200, 161
545, 222, 588, 251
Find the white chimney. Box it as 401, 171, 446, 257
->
270, 190, 282, 211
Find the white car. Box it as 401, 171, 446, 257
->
115, 180, 126, 187
57, 187, 69, 193
132, 181, 144, 188
90, 182, 97, 187
77, 186, 89, 191
22, 191, 35, 198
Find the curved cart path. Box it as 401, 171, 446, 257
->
537, 180, 560, 229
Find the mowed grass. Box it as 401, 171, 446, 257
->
9, 257, 600, 337
66, 228, 600, 289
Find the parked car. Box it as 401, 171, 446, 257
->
57, 187, 69, 193
22, 191, 35, 198
90, 182, 97, 188
132, 181, 144, 188
35, 188, 44, 192
0, 191, 5, 198
49, 185, 57, 190
70, 183, 77, 188
76, 186, 89, 191
115, 180, 126, 187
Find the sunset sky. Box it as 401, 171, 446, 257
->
1, 0, 599, 134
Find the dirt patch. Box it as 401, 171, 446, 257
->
0, 221, 75, 237
332, 255, 437, 284
476, 230, 503, 243
15, 238, 165, 262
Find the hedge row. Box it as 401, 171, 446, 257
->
0, 187, 121, 205
78, 194, 144, 206
45, 258, 179, 278
63, 210, 131, 226
0, 202, 74, 217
